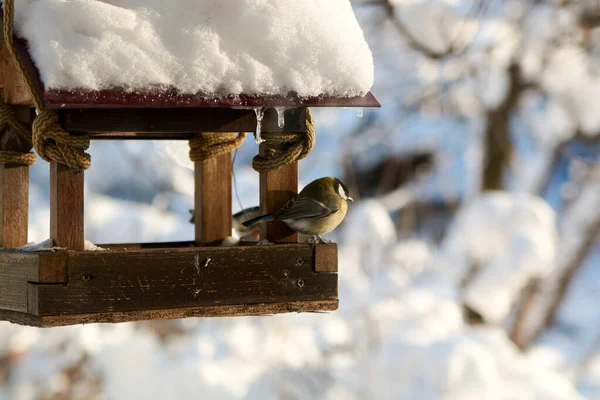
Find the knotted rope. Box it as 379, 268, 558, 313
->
252, 108, 315, 172
189, 132, 247, 162
3, 0, 90, 172
189, 109, 315, 172
0, 99, 35, 165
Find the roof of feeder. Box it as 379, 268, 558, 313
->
8, 0, 379, 109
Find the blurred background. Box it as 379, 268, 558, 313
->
2, 0, 600, 398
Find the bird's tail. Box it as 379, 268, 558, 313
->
242, 214, 275, 227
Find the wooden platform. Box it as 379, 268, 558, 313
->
0, 243, 338, 327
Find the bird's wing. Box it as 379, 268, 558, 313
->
274, 196, 338, 221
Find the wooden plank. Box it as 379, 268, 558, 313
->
30, 244, 337, 316
4, 299, 339, 327
50, 163, 85, 250
259, 111, 300, 243
88, 132, 194, 140
99, 241, 196, 251
314, 243, 338, 273
195, 149, 232, 246
59, 108, 306, 134
37, 252, 68, 283
0, 106, 34, 248
0, 252, 39, 312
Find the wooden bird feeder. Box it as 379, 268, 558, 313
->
0, 6, 379, 327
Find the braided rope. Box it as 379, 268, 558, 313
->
32, 110, 91, 171
252, 108, 315, 172
0, 99, 35, 165
189, 132, 247, 162
3, 0, 90, 172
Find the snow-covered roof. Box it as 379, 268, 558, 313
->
11, 0, 374, 102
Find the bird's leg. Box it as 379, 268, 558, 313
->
316, 235, 333, 244
308, 236, 319, 244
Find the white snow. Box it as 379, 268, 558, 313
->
0, 1, 597, 399
17, 238, 55, 251
17, 238, 106, 251
438, 192, 557, 324
10, 0, 374, 98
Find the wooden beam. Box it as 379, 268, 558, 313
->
314, 243, 338, 273
25, 244, 337, 316
259, 110, 302, 243
0, 165, 28, 248
195, 146, 232, 246
0, 252, 39, 313
0, 46, 33, 105
59, 108, 306, 134
0, 107, 34, 248
0, 299, 339, 327
50, 163, 85, 250
88, 132, 194, 140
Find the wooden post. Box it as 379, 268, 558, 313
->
0, 107, 34, 248
50, 163, 84, 250
0, 164, 28, 248
259, 109, 300, 243
0, 46, 33, 106
195, 135, 232, 246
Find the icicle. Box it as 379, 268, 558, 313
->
275, 107, 286, 128
254, 108, 265, 144
356, 108, 364, 118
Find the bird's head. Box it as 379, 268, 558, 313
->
333, 178, 353, 203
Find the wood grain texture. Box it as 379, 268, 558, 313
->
99, 241, 196, 250
195, 149, 232, 246
259, 110, 300, 243
37, 252, 68, 283
0, 165, 28, 248
29, 244, 337, 316
1, 299, 339, 327
50, 163, 84, 250
0, 45, 32, 105
59, 108, 306, 134
0, 252, 39, 312
0, 106, 34, 248
260, 160, 298, 243
315, 243, 338, 273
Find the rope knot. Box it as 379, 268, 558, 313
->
189, 132, 247, 162
252, 108, 315, 173
32, 110, 91, 173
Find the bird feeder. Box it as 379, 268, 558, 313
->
0, 1, 379, 327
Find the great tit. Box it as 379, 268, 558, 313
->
242, 177, 353, 242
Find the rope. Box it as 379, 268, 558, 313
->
0, 99, 35, 165
3, 0, 90, 172
189, 132, 247, 162
252, 108, 315, 172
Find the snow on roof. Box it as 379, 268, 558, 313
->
11, 0, 374, 99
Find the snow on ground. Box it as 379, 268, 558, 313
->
0, 194, 584, 399
438, 192, 557, 324
10, 0, 373, 97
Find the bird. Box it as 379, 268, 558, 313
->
242, 177, 354, 243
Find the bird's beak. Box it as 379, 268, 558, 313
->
347, 197, 354, 203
